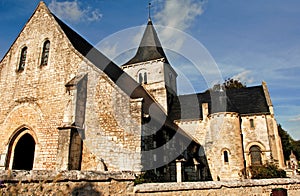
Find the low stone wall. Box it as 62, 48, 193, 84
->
1, 170, 300, 195
134, 178, 300, 195
0, 170, 135, 195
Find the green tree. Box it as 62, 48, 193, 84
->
249, 164, 286, 179
291, 140, 300, 160
278, 124, 293, 161
211, 78, 246, 91
278, 124, 300, 162
223, 78, 246, 89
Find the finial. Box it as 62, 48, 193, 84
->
148, 2, 152, 20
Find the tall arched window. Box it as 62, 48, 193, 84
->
250, 119, 255, 128
144, 72, 148, 84
250, 145, 262, 165
18, 46, 27, 71
223, 150, 229, 163
41, 40, 50, 66
139, 73, 143, 84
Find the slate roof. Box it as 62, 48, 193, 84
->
52, 15, 137, 94
53, 14, 172, 117
124, 19, 169, 65
46, 4, 269, 126
51, 9, 198, 141
170, 86, 270, 120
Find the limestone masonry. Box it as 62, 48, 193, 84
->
0, 1, 284, 183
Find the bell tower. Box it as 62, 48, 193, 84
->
121, 18, 177, 113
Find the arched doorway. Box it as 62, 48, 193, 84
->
12, 133, 35, 170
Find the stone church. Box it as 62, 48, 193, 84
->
0, 2, 284, 181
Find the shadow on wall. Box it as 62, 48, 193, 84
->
72, 182, 103, 196
141, 124, 213, 182
182, 142, 213, 182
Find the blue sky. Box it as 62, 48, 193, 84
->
0, 0, 300, 139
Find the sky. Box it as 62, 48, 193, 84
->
0, 0, 300, 139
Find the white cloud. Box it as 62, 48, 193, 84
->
154, 0, 205, 31
154, 0, 207, 50
231, 70, 254, 85
49, 0, 102, 23
288, 115, 300, 122
100, 42, 118, 60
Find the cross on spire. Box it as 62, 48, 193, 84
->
148, 2, 152, 20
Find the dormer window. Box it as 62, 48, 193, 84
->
18, 46, 27, 71
40, 40, 50, 66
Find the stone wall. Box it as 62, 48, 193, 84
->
135, 178, 300, 196
241, 114, 272, 166
0, 3, 83, 170
1, 170, 300, 195
241, 113, 285, 169
0, 170, 135, 195
0, 2, 144, 173
206, 112, 244, 181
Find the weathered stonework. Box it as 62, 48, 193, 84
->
134, 178, 300, 196
0, 170, 300, 195
122, 59, 177, 113
0, 1, 285, 184
0, 2, 143, 173
0, 170, 135, 195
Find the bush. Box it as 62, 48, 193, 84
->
134, 170, 159, 185
249, 164, 286, 179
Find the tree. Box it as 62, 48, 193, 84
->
292, 140, 300, 160
278, 124, 300, 162
211, 78, 246, 91
249, 164, 286, 179
223, 78, 246, 89
278, 124, 293, 161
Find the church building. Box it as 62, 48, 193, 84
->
0, 2, 284, 181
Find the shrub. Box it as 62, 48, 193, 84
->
134, 170, 161, 185
249, 164, 286, 179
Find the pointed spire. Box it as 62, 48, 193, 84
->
124, 19, 168, 65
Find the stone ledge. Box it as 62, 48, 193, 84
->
134, 178, 300, 193
0, 170, 135, 182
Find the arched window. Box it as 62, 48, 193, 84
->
41, 40, 50, 66
250, 119, 255, 128
144, 72, 147, 84
18, 46, 27, 71
250, 145, 262, 165
137, 70, 148, 84
139, 73, 143, 84
223, 150, 229, 163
